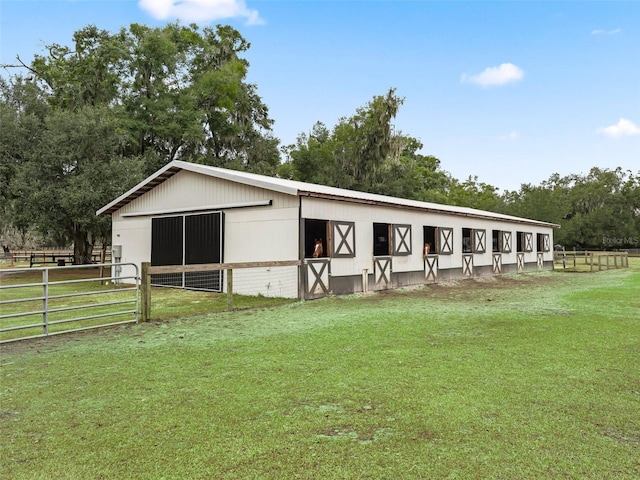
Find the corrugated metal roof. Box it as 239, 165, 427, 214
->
97, 160, 559, 228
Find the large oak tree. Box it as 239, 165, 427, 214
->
1, 22, 278, 261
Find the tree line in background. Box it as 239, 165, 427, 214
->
1, 22, 638, 262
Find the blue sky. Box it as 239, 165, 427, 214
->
1, 0, 638, 191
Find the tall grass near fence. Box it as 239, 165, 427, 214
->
1, 260, 639, 479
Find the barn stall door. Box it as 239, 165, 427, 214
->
151, 212, 224, 291
374, 256, 392, 290
424, 255, 438, 283
305, 259, 331, 299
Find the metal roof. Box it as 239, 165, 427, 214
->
97, 160, 559, 228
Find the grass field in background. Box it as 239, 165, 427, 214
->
1, 260, 639, 479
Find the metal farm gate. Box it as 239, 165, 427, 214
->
0, 263, 139, 344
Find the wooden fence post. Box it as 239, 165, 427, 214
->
141, 262, 151, 322
226, 268, 233, 311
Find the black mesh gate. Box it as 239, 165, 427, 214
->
151, 212, 223, 291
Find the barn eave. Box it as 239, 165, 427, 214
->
97, 160, 559, 229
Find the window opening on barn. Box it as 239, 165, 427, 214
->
462, 228, 473, 253
373, 223, 390, 256
304, 219, 329, 258
517, 231, 525, 252
423, 226, 437, 255
517, 231, 533, 252
536, 233, 550, 252
492, 230, 501, 253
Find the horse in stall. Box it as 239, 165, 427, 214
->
424, 242, 431, 256
312, 239, 324, 258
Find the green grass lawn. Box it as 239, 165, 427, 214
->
0, 267, 294, 342
1, 261, 639, 479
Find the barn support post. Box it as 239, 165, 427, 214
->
141, 262, 151, 322
226, 268, 233, 311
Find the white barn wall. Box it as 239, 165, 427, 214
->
110, 170, 301, 297
224, 203, 299, 298
224, 205, 298, 263
111, 215, 149, 280
301, 197, 554, 283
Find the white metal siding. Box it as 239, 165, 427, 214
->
118, 170, 297, 216
110, 170, 300, 296
301, 197, 554, 277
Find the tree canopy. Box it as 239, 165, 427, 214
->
1, 22, 279, 260
1, 23, 638, 255
502, 168, 640, 249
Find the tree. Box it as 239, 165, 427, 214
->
10, 104, 142, 263
501, 168, 640, 249
28, 25, 129, 110
2, 22, 278, 260
444, 176, 504, 212
0, 76, 50, 247
120, 23, 277, 174
562, 168, 639, 248
283, 89, 413, 190
10, 22, 278, 175
279, 122, 337, 185
369, 136, 450, 203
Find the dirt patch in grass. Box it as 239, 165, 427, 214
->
362, 273, 561, 303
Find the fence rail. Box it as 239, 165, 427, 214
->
1, 249, 112, 267
553, 250, 629, 272
0, 263, 138, 344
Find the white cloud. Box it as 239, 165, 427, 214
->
591, 28, 622, 35
461, 63, 524, 87
499, 131, 520, 141
597, 118, 640, 138
139, 0, 264, 25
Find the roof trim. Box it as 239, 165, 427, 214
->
299, 191, 559, 228
97, 160, 559, 229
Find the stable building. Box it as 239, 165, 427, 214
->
97, 160, 558, 299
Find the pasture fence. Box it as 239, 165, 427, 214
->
0, 263, 139, 344
140, 260, 302, 321
553, 250, 629, 272
2, 249, 111, 267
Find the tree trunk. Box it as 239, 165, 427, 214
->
73, 229, 94, 264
